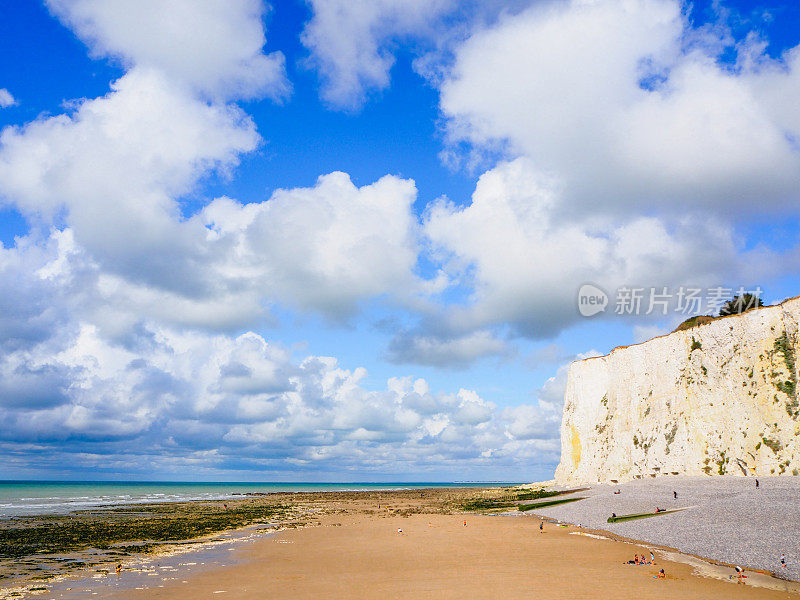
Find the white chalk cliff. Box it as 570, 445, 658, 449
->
555, 297, 800, 484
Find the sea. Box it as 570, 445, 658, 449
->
0, 481, 516, 518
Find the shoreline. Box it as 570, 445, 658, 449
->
0, 523, 289, 600
0, 482, 515, 519
0, 495, 309, 598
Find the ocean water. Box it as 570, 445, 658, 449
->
0, 481, 514, 518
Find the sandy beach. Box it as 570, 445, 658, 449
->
4, 483, 800, 599
0, 487, 502, 597
110, 509, 799, 600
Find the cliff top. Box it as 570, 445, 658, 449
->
580, 293, 800, 363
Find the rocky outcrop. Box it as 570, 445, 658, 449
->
555, 297, 800, 484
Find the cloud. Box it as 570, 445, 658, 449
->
299, 0, 542, 111
201, 172, 425, 319
0, 68, 258, 223
0, 68, 258, 296
0, 0, 566, 480
0, 210, 565, 479
407, 0, 800, 348
66, 169, 426, 334
0, 233, 74, 353
439, 0, 800, 215
0, 63, 447, 466
46, 0, 289, 100
0, 68, 427, 329
7, 0, 799, 478
504, 367, 565, 441
0, 235, 556, 477
386, 329, 510, 368
0, 89, 16, 108
503, 350, 601, 443
422, 158, 752, 339
301, 0, 456, 110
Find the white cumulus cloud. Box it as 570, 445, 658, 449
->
422, 158, 754, 339
201, 171, 425, 319
46, 0, 289, 100
0, 68, 259, 297
0, 233, 560, 478
439, 0, 800, 214
301, 0, 456, 109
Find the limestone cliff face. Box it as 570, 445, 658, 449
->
555, 297, 800, 484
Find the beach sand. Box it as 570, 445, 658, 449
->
112, 510, 800, 600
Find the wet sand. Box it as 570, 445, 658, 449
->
113, 511, 800, 600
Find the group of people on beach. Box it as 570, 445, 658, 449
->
624, 552, 666, 579
625, 552, 655, 566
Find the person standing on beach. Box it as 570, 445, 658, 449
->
781, 553, 786, 569
539, 521, 543, 533
673, 490, 677, 499
756, 479, 759, 488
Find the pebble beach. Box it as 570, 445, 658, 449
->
534, 475, 800, 581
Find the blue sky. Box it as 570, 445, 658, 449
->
1, 0, 799, 482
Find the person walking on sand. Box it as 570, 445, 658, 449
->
673, 490, 677, 499
539, 521, 543, 533
650, 551, 655, 564
781, 553, 786, 569
756, 478, 759, 488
